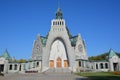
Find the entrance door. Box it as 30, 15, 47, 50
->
64, 60, 68, 67
113, 63, 118, 71
56, 57, 62, 68
0, 65, 4, 72
50, 60, 54, 68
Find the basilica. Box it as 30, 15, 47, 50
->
0, 7, 120, 74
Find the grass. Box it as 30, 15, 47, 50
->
75, 72, 120, 80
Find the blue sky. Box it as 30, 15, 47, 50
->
0, 0, 120, 59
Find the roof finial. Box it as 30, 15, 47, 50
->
58, 0, 60, 9
56, 1, 63, 19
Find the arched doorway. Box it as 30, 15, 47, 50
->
49, 39, 69, 68
56, 57, 62, 68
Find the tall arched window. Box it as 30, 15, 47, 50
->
9, 65, 12, 70
100, 63, 103, 69
19, 65, 21, 71
105, 63, 108, 69
79, 61, 81, 67
60, 21, 61, 25
96, 64, 98, 69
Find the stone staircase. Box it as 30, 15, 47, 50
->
44, 68, 72, 73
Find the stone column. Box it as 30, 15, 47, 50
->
94, 62, 96, 70
98, 63, 100, 70
12, 64, 15, 71
17, 64, 19, 71
34, 61, 36, 68
118, 59, 120, 71
38, 61, 41, 73
4, 60, 9, 73
103, 63, 105, 69
109, 59, 114, 71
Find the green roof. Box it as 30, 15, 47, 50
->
108, 49, 118, 58
0, 49, 11, 60
41, 36, 47, 46
70, 36, 78, 46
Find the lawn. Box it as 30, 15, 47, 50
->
75, 72, 120, 80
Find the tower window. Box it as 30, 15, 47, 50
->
58, 22, 59, 25
60, 21, 61, 25
62, 21, 64, 25
53, 22, 55, 25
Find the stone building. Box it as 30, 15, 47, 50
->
0, 7, 120, 73
31, 6, 88, 72
88, 49, 120, 72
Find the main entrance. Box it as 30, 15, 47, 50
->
49, 39, 69, 68
113, 63, 119, 71
56, 57, 62, 68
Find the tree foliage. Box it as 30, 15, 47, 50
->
89, 52, 120, 60
12, 59, 27, 63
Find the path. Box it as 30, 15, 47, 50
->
0, 73, 88, 80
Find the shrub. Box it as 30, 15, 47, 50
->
112, 71, 120, 75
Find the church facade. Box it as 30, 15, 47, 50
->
0, 7, 120, 74
31, 6, 88, 72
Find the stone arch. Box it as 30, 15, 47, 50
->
49, 37, 69, 68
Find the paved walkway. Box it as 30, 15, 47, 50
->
0, 73, 88, 80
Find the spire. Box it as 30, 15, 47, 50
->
56, 3, 63, 19
1, 49, 11, 60
108, 48, 118, 59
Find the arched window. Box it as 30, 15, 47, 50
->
105, 63, 108, 69
79, 61, 81, 67
60, 21, 61, 25
14, 64, 17, 70
19, 65, 21, 71
9, 65, 12, 70
37, 62, 39, 67
100, 63, 103, 69
96, 64, 98, 69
